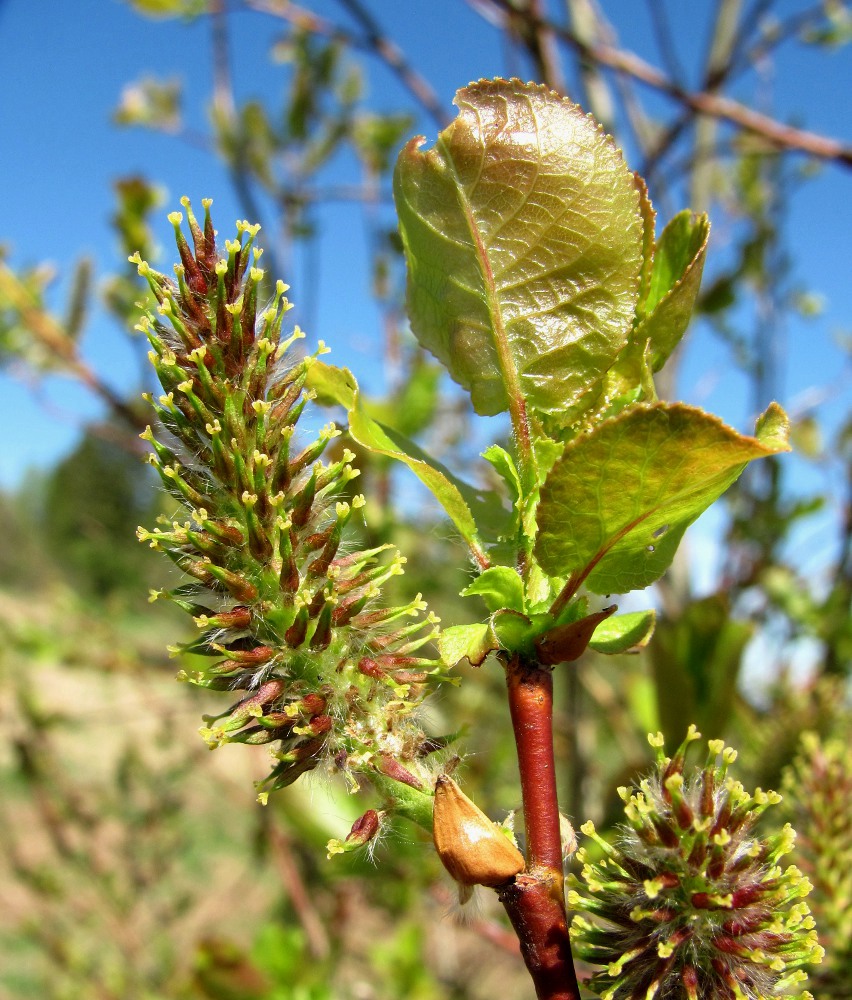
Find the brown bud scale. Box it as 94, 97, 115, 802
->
432, 775, 525, 888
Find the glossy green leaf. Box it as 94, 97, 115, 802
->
461, 566, 525, 613
587, 609, 656, 654
482, 445, 521, 508
596, 210, 709, 420
636, 210, 710, 370
306, 361, 497, 560
394, 78, 643, 424
535, 402, 790, 594
351, 419, 507, 547
633, 173, 656, 322
439, 623, 496, 668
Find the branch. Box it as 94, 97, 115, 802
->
563, 0, 616, 132
506, 658, 564, 873
516, 0, 566, 92
730, 0, 809, 76
0, 261, 145, 436
642, 1, 835, 180
268, 825, 331, 959
479, 0, 852, 168
502, 653, 581, 1000
243, 0, 448, 128
690, 0, 744, 208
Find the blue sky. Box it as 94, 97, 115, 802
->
0, 0, 849, 589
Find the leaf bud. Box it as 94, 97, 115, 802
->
534, 605, 617, 665
432, 775, 525, 888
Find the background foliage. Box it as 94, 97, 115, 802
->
0, 2, 849, 997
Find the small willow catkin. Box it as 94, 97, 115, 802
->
135, 200, 448, 818
568, 727, 823, 1000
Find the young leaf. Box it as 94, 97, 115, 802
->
633, 173, 656, 321
535, 402, 790, 595
635, 210, 710, 371
394, 78, 643, 425
597, 211, 709, 418
587, 609, 656, 654
482, 444, 521, 509
461, 566, 525, 613
349, 411, 506, 548
439, 623, 497, 668
307, 361, 497, 562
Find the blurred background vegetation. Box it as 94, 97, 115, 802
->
0, 2, 849, 997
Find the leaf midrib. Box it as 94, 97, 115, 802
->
437, 135, 530, 457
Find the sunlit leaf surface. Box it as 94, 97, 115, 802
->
394, 78, 643, 423
535, 402, 790, 594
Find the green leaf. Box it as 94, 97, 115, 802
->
637, 210, 710, 371
126, 0, 205, 17
305, 358, 359, 409
482, 445, 521, 508
588, 609, 656, 654
633, 173, 657, 321
535, 402, 790, 594
461, 566, 525, 613
350, 416, 506, 547
596, 210, 709, 418
307, 361, 499, 560
439, 623, 496, 667
394, 78, 643, 424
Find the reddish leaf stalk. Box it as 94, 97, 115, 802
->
502, 654, 581, 1000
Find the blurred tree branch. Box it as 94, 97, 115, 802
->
0, 258, 145, 438
472, 0, 852, 168
244, 0, 449, 127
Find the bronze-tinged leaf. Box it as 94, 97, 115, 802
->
394, 78, 643, 425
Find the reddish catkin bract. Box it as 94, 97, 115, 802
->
432, 775, 525, 888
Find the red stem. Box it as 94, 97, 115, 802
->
502, 654, 581, 1000
507, 658, 563, 872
